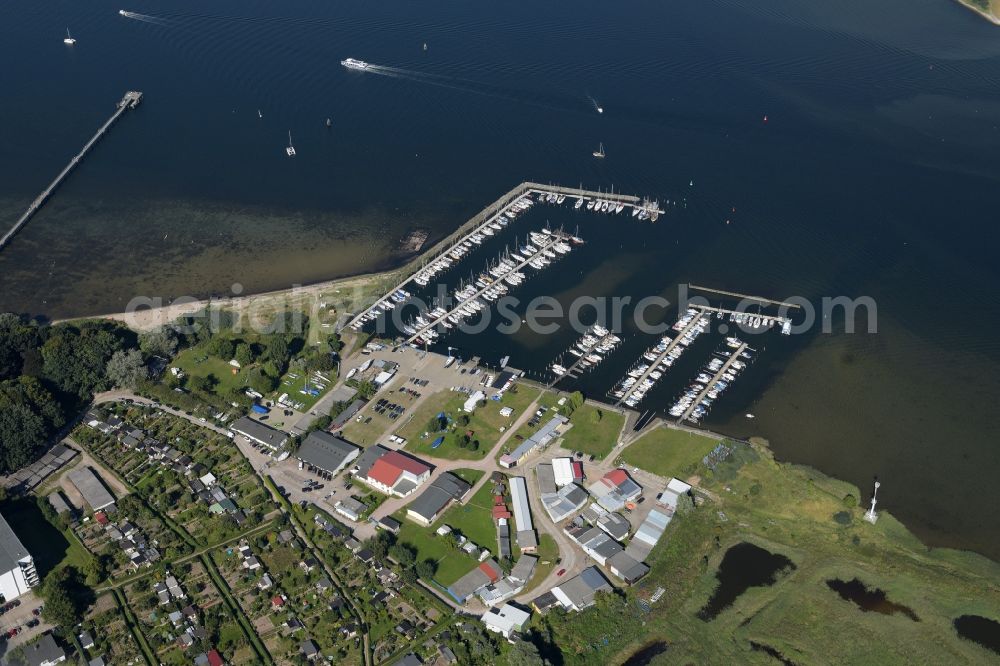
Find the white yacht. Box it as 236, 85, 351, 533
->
341, 58, 370, 70
592, 142, 605, 159
64, 28, 76, 45
286, 131, 296, 157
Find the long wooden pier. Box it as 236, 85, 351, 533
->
677, 341, 748, 423
347, 181, 652, 330
688, 284, 801, 309
614, 308, 707, 407
0, 91, 143, 251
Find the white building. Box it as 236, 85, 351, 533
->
0, 512, 38, 601
482, 603, 530, 638
463, 390, 486, 413
552, 458, 574, 487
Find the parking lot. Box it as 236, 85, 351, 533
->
0, 592, 49, 653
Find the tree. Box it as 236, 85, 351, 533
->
188, 375, 214, 394
106, 349, 148, 389
308, 415, 332, 433
415, 559, 437, 580
306, 352, 336, 373
235, 342, 254, 367
208, 337, 235, 361
504, 639, 547, 666
264, 335, 289, 366
41, 322, 128, 400
389, 543, 416, 566
0, 313, 41, 380
0, 376, 65, 473
366, 531, 396, 561
41, 566, 93, 629
84, 553, 111, 586
138, 327, 178, 358
246, 367, 277, 394
562, 391, 585, 416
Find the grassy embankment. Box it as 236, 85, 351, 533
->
537, 440, 1000, 665
619, 424, 721, 477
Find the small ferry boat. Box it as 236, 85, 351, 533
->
64, 28, 76, 45
341, 58, 370, 70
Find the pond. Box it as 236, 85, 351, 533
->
954, 615, 1000, 655
825, 578, 919, 621
750, 641, 797, 666
621, 641, 668, 666
698, 542, 795, 621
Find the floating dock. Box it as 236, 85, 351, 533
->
677, 341, 749, 423
0, 91, 143, 251
404, 230, 573, 345
346, 181, 651, 330
613, 309, 709, 407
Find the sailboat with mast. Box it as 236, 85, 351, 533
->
592, 142, 605, 159
63, 28, 76, 45
285, 131, 296, 157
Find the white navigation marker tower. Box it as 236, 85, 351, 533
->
864, 480, 881, 524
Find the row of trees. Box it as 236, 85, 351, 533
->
0, 314, 145, 473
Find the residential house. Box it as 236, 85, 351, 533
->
550, 566, 613, 612
482, 603, 530, 639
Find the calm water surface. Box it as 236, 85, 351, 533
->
1, 0, 999, 557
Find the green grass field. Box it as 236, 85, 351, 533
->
443, 482, 498, 548
339, 409, 392, 446
275, 368, 335, 411
450, 468, 486, 487
535, 441, 1000, 665
0, 498, 90, 578
396, 385, 541, 461
558, 404, 626, 459
172, 350, 250, 395
620, 425, 721, 478
395, 480, 500, 586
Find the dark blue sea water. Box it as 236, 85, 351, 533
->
1, 0, 999, 557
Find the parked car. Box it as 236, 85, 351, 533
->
556, 568, 566, 577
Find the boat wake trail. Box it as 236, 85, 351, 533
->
357, 63, 581, 114
119, 10, 175, 26
587, 95, 604, 114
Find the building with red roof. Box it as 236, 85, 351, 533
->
206, 649, 225, 666
588, 468, 643, 511
355, 446, 431, 497
445, 558, 503, 604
